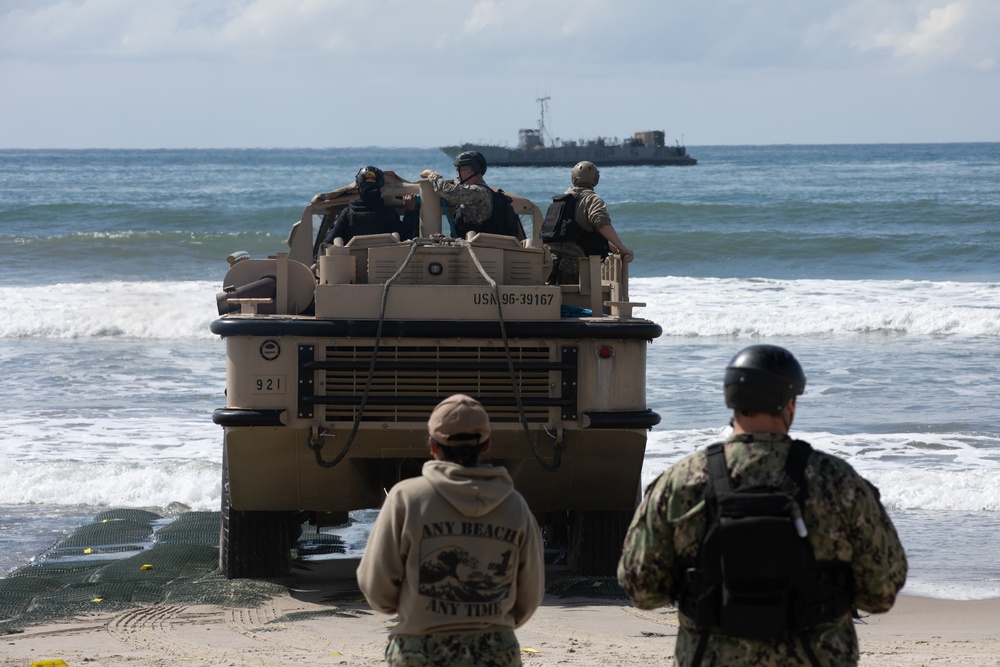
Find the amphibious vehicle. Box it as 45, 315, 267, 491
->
212, 171, 661, 578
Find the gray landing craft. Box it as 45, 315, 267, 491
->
212, 171, 661, 579
441, 96, 696, 167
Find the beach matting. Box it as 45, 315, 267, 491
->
1, 558, 998, 667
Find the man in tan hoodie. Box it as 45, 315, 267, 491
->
357, 394, 545, 666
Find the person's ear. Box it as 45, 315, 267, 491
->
481, 438, 491, 455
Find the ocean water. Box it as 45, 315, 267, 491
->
2, 144, 999, 600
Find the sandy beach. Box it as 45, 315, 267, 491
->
2, 559, 997, 667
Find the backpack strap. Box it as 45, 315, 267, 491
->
691, 632, 711, 667
705, 442, 731, 501
708, 439, 810, 502
692, 441, 726, 667
784, 440, 812, 504
557, 192, 577, 237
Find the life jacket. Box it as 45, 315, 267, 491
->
677, 441, 854, 667
540, 193, 610, 258
454, 186, 526, 241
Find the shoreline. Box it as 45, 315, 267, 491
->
2, 559, 998, 667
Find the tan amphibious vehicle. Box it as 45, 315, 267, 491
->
212, 171, 661, 578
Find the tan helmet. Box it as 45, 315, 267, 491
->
571, 161, 600, 187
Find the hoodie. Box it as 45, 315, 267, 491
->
356, 460, 545, 636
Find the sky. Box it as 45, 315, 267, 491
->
1, 0, 998, 148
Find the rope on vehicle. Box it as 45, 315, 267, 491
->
308, 240, 421, 468
465, 244, 566, 473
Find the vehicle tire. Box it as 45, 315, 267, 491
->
566, 484, 642, 577
566, 508, 635, 576
220, 445, 295, 579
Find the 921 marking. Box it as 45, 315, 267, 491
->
254, 376, 285, 393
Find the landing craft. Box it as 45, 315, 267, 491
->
441, 96, 697, 167
211, 171, 661, 578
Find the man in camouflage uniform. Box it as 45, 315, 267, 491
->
357, 394, 545, 667
420, 151, 497, 238
618, 345, 907, 667
548, 161, 633, 285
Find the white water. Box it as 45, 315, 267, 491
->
1, 276, 998, 599
3, 277, 1000, 340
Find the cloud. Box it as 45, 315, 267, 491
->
1, 0, 997, 147
0, 0, 349, 58
463, 1, 502, 35
860, 1, 967, 63
3, 0, 995, 72
810, 0, 999, 71
892, 3, 965, 58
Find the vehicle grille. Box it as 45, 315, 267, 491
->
298, 343, 577, 423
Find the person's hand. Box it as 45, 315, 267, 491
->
419, 169, 434, 179
402, 193, 417, 210
620, 248, 634, 262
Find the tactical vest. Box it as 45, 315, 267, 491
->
541, 193, 610, 258
678, 441, 854, 667
344, 206, 392, 238
454, 186, 525, 241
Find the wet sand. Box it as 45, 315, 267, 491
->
2, 559, 998, 666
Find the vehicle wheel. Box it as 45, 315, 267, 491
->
567, 485, 641, 577
566, 508, 634, 576
220, 446, 295, 579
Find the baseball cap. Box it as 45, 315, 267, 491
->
428, 394, 491, 445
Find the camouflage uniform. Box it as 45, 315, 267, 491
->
426, 171, 493, 229
618, 432, 907, 667
385, 630, 521, 667
551, 187, 612, 285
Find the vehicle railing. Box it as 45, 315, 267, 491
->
286, 176, 544, 267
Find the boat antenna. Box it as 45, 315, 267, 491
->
536, 95, 552, 147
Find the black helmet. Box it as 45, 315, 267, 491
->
453, 151, 487, 175
355, 166, 385, 191
724, 344, 806, 414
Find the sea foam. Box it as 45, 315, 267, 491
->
0, 459, 220, 511
642, 429, 1000, 513
632, 277, 1000, 337
0, 281, 219, 339
4, 276, 999, 340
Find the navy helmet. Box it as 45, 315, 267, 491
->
355, 166, 385, 192
453, 151, 487, 175
724, 344, 806, 414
